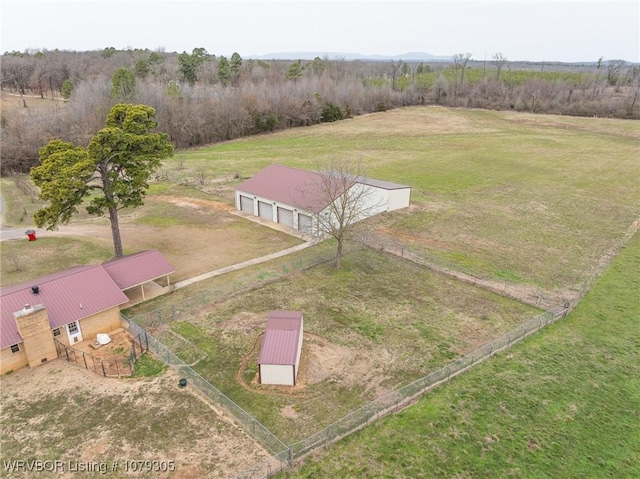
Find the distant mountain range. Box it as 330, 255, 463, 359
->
246, 52, 636, 65
248, 51, 453, 61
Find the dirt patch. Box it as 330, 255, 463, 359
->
0, 360, 271, 478
154, 195, 234, 212
30, 195, 301, 282
235, 331, 394, 399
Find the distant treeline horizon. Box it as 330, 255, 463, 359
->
2, 47, 638, 174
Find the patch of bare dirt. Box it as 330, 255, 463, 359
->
0, 360, 270, 478
235, 329, 394, 400
153, 195, 234, 212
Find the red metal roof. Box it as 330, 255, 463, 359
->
258, 311, 303, 366
0, 250, 174, 349
236, 164, 410, 214
236, 164, 337, 214
103, 249, 175, 290
0, 265, 128, 349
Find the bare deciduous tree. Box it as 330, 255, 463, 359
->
492, 53, 508, 81
298, 158, 384, 268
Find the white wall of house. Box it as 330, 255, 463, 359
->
260, 363, 295, 386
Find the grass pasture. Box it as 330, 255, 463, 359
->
279, 233, 640, 478
168, 107, 639, 293
2, 107, 637, 293
144, 247, 541, 444
1, 106, 637, 477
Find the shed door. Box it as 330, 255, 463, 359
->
298, 213, 312, 232
239, 195, 254, 213
258, 201, 273, 220
277, 207, 294, 227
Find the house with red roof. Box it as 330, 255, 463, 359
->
0, 250, 174, 374
235, 164, 411, 235
258, 311, 304, 386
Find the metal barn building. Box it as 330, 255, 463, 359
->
235, 164, 411, 236
258, 311, 304, 386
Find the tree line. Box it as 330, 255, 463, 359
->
2, 47, 638, 174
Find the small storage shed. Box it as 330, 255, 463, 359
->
258, 311, 304, 386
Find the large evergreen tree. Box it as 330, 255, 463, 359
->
31, 104, 174, 258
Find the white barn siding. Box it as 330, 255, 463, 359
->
260, 364, 295, 386
387, 188, 411, 211
258, 311, 304, 386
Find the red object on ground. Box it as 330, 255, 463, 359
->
27, 233, 36, 241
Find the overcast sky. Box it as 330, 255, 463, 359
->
1, 0, 638, 62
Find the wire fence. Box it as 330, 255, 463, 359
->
354, 232, 571, 310
122, 315, 290, 467
128, 242, 360, 329
122, 219, 638, 478
54, 332, 147, 378
286, 306, 567, 462
124, 303, 567, 479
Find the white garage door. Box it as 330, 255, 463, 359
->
240, 195, 254, 213
298, 213, 312, 232
277, 207, 294, 227
258, 201, 273, 220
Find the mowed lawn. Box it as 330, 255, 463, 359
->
169, 107, 639, 293
278, 233, 640, 478
143, 247, 541, 444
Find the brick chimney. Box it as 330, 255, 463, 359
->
13, 304, 57, 368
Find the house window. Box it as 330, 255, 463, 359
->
67, 322, 79, 335
10, 344, 20, 354
53, 328, 61, 337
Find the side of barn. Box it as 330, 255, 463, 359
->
235, 164, 411, 236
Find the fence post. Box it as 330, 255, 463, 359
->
131, 342, 137, 362
82, 351, 88, 369
101, 360, 107, 377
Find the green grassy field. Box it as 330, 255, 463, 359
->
167, 107, 639, 293
278, 233, 640, 478
144, 247, 540, 444
1, 106, 636, 477
3, 107, 637, 292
